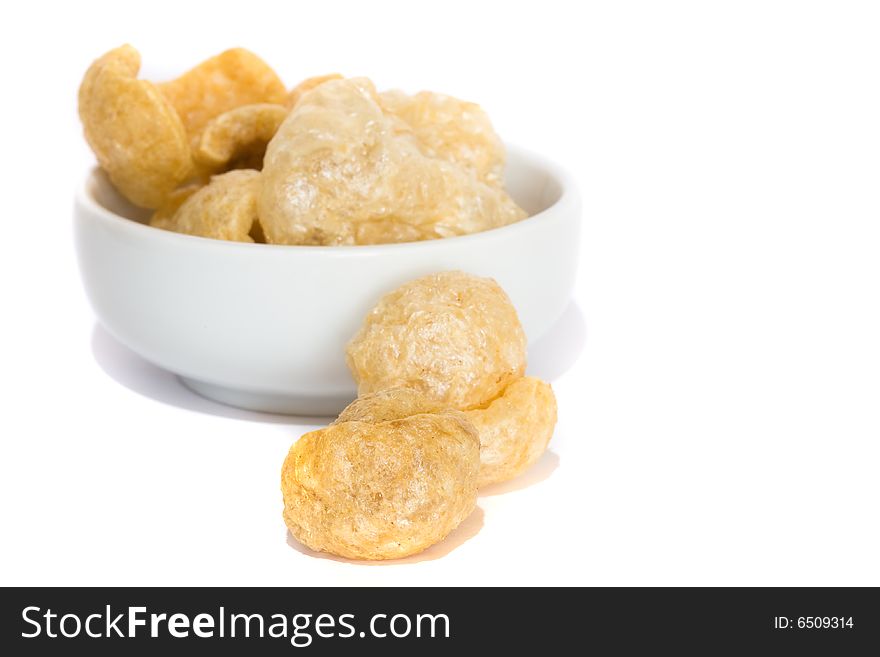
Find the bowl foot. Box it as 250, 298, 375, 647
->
179, 376, 353, 417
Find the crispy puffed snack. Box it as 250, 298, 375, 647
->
286, 73, 343, 108
346, 271, 527, 409
159, 49, 286, 141
78, 45, 193, 208
466, 377, 557, 487
154, 169, 261, 242
381, 90, 506, 186
148, 184, 203, 231
259, 78, 526, 245
281, 403, 480, 560
193, 103, 289, 171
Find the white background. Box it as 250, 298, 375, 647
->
1, 0, 878, 586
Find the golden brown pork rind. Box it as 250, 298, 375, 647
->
159, 49, 286, 142
381, 89, 506, 186
78, 45, 193, 208
336, 384, 556, 488
346, 271, 527, 410
193, 103, 289, 171
466, 377, 558, 487
281, 404, 479, 560
153, 169, 261, 242
259, 78, 526, 245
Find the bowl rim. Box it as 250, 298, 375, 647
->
75, 143, 580, 254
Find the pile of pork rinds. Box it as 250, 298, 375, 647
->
78, 46, 527, 246
78, 47, 557, 562
282, 271, 558, 560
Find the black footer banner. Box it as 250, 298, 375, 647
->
1, 587, 877, 653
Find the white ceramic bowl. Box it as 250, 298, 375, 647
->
74, 146, 581, 415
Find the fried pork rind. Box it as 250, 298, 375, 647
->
346, 271, 527, 410
381, 90, 506, 186
281, 403, 480, 560
466, 377, 557, 487
159, 49, 287, 142
286, 73, 343, 108
259, 78, 526, 245
78, 45, 193, 208
193, 103, 289, 171
154, 170, 261, 242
